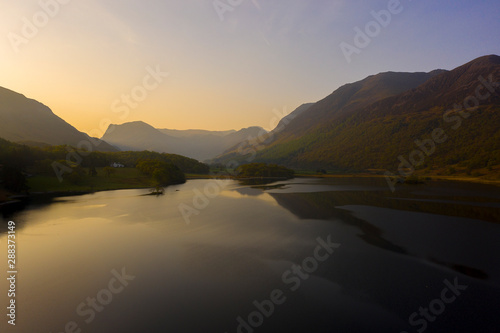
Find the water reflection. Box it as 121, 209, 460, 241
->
0, 178, 499, 333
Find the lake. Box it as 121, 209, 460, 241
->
1, 177, 499, 333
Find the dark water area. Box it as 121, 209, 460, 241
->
1, 178, 499, 333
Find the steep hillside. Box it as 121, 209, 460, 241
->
212, 103, 314, 162
0, 87, 117, 152
213, 71, 445, 166
272, 103, 314, 135
214, 55, 500, 176
271, 70, 446, 142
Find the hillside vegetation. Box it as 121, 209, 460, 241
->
0, 138, 208, 196
214, 55, 500, 180
236, 163, 295, 179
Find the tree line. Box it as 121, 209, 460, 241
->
0, 138, 209, 193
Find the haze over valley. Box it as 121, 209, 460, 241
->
1, 55, 498, 179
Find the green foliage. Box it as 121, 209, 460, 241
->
446, 167, 457, 175
0, 138, 33, 193
34, 158, 55, 174
88, 165, 98, 177
66, 166, 86, 185
103, 166, 116, 178
226, 105, 500, 177
137, 159, 186, 186
1, 140, 208, 174
107, 151, 209, 174
235, 163, 294, 179
0, 138, 37, 168
0, 165, 28, 193
0, 137, 206, 194
404, 175, 425, 184
27, 167, 152, 193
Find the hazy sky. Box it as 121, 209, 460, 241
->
1, 0, 499, 135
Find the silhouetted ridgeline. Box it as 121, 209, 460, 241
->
213, 55, 500, 178
101, 121, 267, 162
0, 86, 117, 152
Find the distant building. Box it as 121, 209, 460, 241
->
110, 162, 125, 168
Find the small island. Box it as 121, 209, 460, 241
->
137, 159, 186, 195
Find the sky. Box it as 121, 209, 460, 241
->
0, 0, 499, 135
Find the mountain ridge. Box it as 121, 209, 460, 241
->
0, 86, 118, 152
2, 55, 498, 176
270, 70, 448, 143
101, 121, 267, 161
213, 55, 500, 175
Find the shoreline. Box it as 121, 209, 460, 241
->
1, 174, 499, 207
294, 173, 500, 186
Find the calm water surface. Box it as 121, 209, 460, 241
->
1, 178, 499, 333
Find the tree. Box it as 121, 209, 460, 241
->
236, 163, 294, 179
1, 166, 28, 193
137, 159, 186, 186
89, 166, 98, 177
103, 166, 116, 178
33, 159, 55, 174
67, 166, 86, 185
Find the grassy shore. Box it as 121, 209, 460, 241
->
423, 175, 500, 186
0, 168, 224, 204
27, 167, 153, 193
189, 169, 500, 186
20, 168, 500, 193
2, 168, 498, 205
294, 172, 500, 186
25, 169, 240, 193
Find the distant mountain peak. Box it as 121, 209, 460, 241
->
112, 120, 155, 128
102, 122, 271, 161
239, 126, 267, 132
